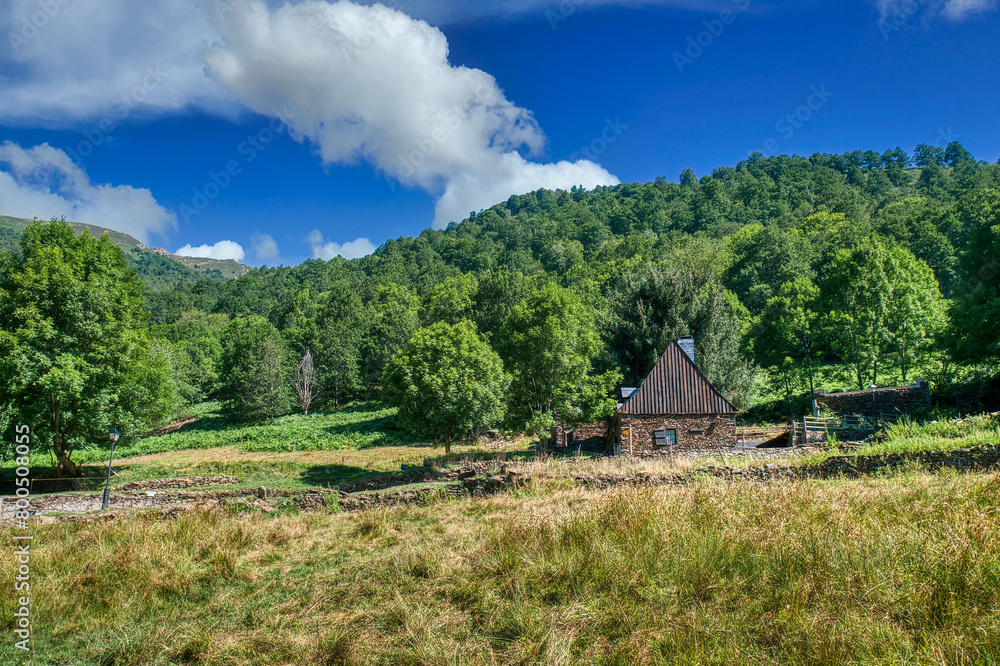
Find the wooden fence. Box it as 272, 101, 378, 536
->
795, 413, 900, 445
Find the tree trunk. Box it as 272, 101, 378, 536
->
444, 427, 451, 455
53, 436, 79, 477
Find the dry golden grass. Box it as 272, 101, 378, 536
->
3, 464, 1000, 664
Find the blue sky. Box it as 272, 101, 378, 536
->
0, 0, 997, 266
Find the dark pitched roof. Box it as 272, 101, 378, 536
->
619, 340, 737, 415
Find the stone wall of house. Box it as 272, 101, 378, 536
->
815, 380, 930, 417
620, 414, 736, 455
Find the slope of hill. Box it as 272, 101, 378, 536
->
0, 215, 251, 290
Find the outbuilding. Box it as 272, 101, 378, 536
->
609, 337, 738, 455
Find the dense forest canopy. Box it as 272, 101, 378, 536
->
4, 144, 1000, 463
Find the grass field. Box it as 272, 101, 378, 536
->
1, 402, 536, 493
2, 467, 999, 665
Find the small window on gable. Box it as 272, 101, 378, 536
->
653, 429, 677, 447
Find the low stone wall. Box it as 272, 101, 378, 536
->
815, 381, 930, 417
621, 414, 736, 455
573, 443, 1000, 489
116, 476, 238, 492
809, 444, 1000, 478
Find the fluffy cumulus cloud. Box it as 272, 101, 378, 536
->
251, 232, 280, 262
203, 0, 618, 227
307, 230, 376, 260
0, 0, 233, 124
174, 240, 246, 261
0, 141, 175, 243
0, 0, 723, 125
2, 0, 624, 231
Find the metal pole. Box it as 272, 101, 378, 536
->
101, 438, 116, 511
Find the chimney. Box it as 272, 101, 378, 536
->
678, 337, 695, 365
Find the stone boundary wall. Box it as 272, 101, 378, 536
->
573, 444, 1000, 489
622, 414, 736, 455
117, 476, 238, 492
815, 380, 930, 417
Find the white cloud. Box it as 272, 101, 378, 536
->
175, 240, 246, 261
307, 230, 376, 260
872, 0, 996, 20
251, 232, 280, 262
941, 0, 996, 18
0, 0, 234, 125
0, 141, 175, 243
435, 153, 619, 227
2, 0, 623, 230
203, 1, 619, 227
0, 0, 727, 126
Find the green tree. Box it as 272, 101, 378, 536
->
420, 274, 476, 327
497, 283, 615, 431
750, 278, 822, 401
949, 189, 1000, 364
359, 284, 421, 391
219, 316, 292, 421
885, 249, 946, 383
725, 224, 812, 315
314, 283, 364, 405
0, 221, 161, 476
471, 268, 531, 339
604, 265, 756, 408
151, 309, 227, 400
382, 321, 509, 453
822, 239, 945, 388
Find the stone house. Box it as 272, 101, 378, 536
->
608, 338, 738, 455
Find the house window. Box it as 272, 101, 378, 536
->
653, 429, 677, 447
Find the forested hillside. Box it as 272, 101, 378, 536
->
4, 144, 1000, 469
145, 145, 1000, 419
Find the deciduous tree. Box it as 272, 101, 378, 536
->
382, 321, 508, 453
0, 221, 162, 475
219, 316, 291, 421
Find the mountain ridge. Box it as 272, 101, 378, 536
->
0, 215, 252, 291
